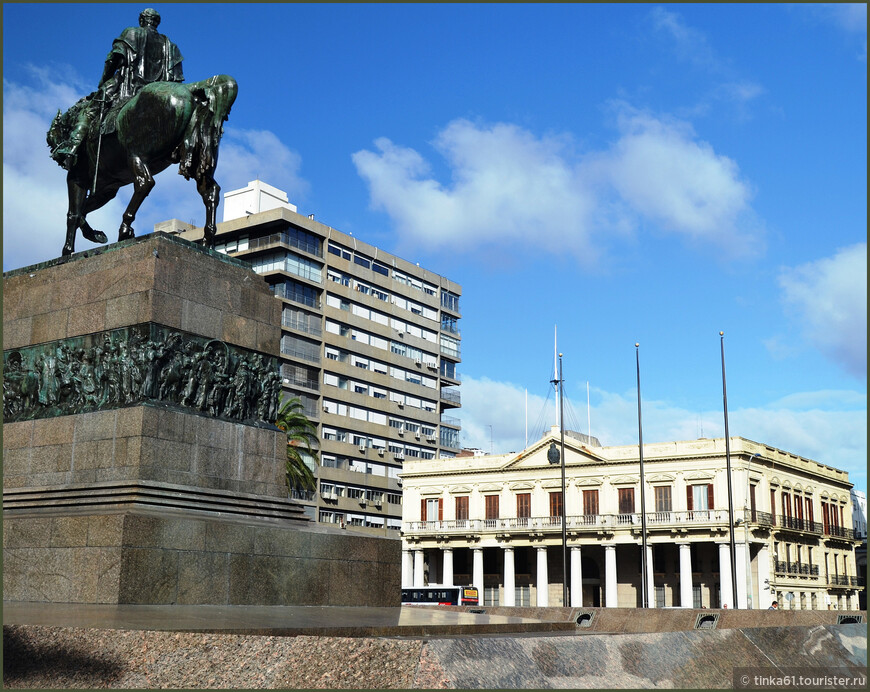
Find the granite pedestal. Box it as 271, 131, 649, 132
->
3, 234, 400, 606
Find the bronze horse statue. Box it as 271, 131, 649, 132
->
47, 75, 237, 256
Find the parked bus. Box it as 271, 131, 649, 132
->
401, 586, 479, 606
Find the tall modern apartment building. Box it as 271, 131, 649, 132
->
170, 180, 462, 535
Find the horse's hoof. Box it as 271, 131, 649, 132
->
62, 245, 74, 257
118, 224, 135, 241
83, 228, 108, 244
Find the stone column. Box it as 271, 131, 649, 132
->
678, 543, 693, 608
473, 548, 484, 597
718, 543, 734, 608
536, 547, 549, 607
413, 549, 425, 588
402, 549, 414, 588
503, 547, 516, 606
757, 543, 771, 610
646, 545, 656, 607
604, 544, 618, 608
735, 541, 748, 609
570, 546, 583, 607
443, 548, 454, 587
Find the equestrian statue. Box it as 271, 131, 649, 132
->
47, 8, 237, 256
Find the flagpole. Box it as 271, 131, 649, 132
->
636, 343, 649, 608
721, 331, 739, 609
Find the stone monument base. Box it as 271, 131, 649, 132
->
3, 234, 400, 607
2, 507, 399, 607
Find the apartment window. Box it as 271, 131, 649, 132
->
549, 491, 563, 519
782, 492, 792, 521
515, 585, 531, 606
422, 498, 442, 521
484, 586, 500, 607
485, 495, 500, 520
441, 289, 460, 312
327, 241, 351, 260
516, 493, 531, 519
582, 489, 599, 516
749, 484, 757, 522
687, 484, 713, 512
654, 486, 672, 513
770, 488, 777, 525
455, 496, 469, 520
618, 488, 635, 515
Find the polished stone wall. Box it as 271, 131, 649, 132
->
3, 511, 400, 606
3, 235, 401, 606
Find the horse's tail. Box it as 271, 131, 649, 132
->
175, 75, 238, 181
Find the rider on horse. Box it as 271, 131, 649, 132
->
50, 8, 184, 171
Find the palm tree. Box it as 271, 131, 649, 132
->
274, 396, 318, 493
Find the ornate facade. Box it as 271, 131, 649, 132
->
400, 428, 863, 610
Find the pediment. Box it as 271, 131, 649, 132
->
479, 483, 502, 492
685, 471, 714, 481
574, 478, 603, 487
448, 486, 472, 494
419, 487, 443, 496
509, 482, 535, 491
542, 479, 564, 489
647, 474, 675, 484
611, 476, 639, 486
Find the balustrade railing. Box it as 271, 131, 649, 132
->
405, 509, 740, 535
774, 561, 821, 577
777, 516, 823, 534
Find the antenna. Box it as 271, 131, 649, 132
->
552, 325, 559, 429
587, 381, 591, 441
525, 388, 528, 448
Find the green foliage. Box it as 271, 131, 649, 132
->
274, 396, 318, 493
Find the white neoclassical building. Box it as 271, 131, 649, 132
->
400, 428, 863, 610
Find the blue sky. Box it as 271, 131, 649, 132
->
3, 4, 867, 491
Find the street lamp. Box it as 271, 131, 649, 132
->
548, 353, 568, 607
720, 332, 739, 609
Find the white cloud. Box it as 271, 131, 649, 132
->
353, 111, 763, 264
649, 6, 719, 70
458, 375, 867, 490
352, 121, 601, 264
778, 243, 868, 378
590, 104, 762, 256
3, 67, 308, 271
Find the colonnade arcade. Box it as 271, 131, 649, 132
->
402, 539, 857, 610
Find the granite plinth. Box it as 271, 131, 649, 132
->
3, 236, 401, 607
3, 406, 287, 497
2, 232, 279, 354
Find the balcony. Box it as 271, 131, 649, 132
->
774, 561, 820, 577
404, 510, 735, 536
440, 387, 461, 406
282, 314, 322, 338
246, 230, 323, 257
775, 515, 823, 535
823, 525, 855, 540
280, 366, 320, 391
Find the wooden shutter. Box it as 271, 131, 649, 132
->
706, 484, 714, 510
421, 498, 426, 521
686, 486, 693, 511
438, 498, 443, 520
